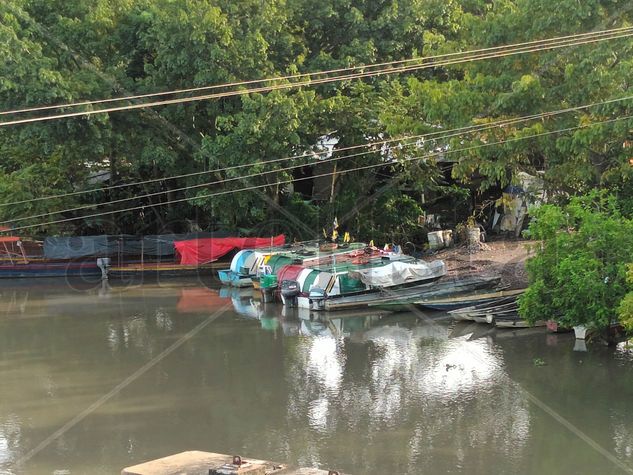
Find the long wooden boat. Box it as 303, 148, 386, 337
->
494, 316, 546, 328
108, 261, 224, 279
447, 294, 546, 329
415, 288, 525, 311
326, 275, 501, 311
471, 307, 520, 324
448, 297, 520, 321
0, 261, 103, 279
0, 236, 104, 279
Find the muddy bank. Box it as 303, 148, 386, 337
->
429, 239, 533, 289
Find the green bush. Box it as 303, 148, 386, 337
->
519, 192, 633, 331
618, 265, 633, 332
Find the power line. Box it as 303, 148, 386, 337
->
1, 29, 631, 127
2, 26, 630, 117
0, 96, 633, 225
3, 31, 630, 125
1, 93, 630, 209
6, 113, 631, 232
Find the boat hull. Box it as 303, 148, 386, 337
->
218, 269, 253, 287
108, 263, 220, 279
0, 262, 102, 279
495, 318, 546, 328
417, 289, 525, 311
343, 275, 502, 312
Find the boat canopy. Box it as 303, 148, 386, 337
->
276, 264, 305, 284
276, 264, 364, 297
175, 234, 285, 265
266, 254, 295, 272
44, 235, 118, 259
347, 260, 446, 288
230, 250, 252, 273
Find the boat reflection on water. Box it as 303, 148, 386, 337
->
4, 281, 633, 474
226, 287, 451, 342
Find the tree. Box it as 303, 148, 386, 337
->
193, 90, 317, 230
379, 0, 633, 208
618, 265, 633, 332
519, 192, 633, 336
1, 0, 632, 243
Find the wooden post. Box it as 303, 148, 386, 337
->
3, 242, 13, 265
18, 240, 28, 264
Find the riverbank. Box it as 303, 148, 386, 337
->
431, 238, 531, 289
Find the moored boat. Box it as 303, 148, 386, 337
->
448, 294, 520, 320
218, 269, 253, 287
0, 261, 103, 279
494, 316, 546, 328
0, 236, 103, 279
415, 288, 525, 311
329, 274, 500, 311
276, 258, 447, 310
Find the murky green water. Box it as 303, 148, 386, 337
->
1, 279, 633, 475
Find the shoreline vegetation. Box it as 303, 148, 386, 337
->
1, 1, 632, 341
518, 192, 633, 342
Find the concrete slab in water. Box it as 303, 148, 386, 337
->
121, 451, 344, 475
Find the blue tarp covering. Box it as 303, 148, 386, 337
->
43, 232, 232, 259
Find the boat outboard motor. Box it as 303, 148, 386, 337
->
280, 280, 300, 307
96, 257, 111, 280
308, 287, 327, 311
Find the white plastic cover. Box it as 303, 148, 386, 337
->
348, 260, 446, 288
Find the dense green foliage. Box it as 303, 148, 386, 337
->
519, 192, 633, 331
618, 265, 633, 332
0, 0, 632, 240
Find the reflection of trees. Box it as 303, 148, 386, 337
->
5, 284, 633, 474
284, 323, 532, 473
0, 414, 23, 473
498, 333, 633, 473
0, 285, 198, 474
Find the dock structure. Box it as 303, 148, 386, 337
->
121, 451, 345, 475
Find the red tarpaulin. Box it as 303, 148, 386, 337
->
174, 234, 285, 265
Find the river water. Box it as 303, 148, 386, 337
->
1, 279, 633, 475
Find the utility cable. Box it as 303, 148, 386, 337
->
1, 29, 631, 127
1, 93, 631, 209
3, 94, 632, 224
6, 113, 631, 232
1, 26, 631, 117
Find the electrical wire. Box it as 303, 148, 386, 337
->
3, 94, 632, 224
1, 91, 631, 209
1, 29, 631, 127
2, 26, 631, 117
6, 113, 631, 232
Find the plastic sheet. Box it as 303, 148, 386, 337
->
174, 235, 285, 265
